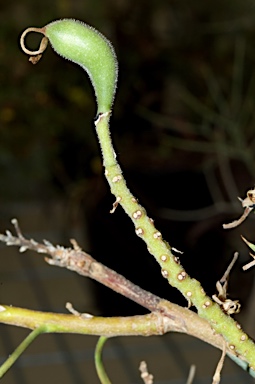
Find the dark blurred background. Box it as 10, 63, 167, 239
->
1, 1, 255, 383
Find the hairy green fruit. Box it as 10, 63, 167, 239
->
21, 19, 118, 114
46, 19, 118, 114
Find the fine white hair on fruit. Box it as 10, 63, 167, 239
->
45, 19, 118, 114
20, 19, 118, 115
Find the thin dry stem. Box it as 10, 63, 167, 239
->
212, 342, 226, 384
66, 302, 94, 319
186, 365, 196, 384
212, 252, 240, 315
139, 361, 153, 384
243, 257, 255, 271
223, 206, 253, 229
220, 252, 238, 285
241, 236, 255, 271
20, 27, 47, 55
20, 27, 48, 64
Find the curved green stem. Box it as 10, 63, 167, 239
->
95, 336, 111, 384
0, 326, 45, 378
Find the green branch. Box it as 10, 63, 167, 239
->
0, 306, 163, 336
0, 326, 45, 378
95, 337, 111, 384
95, 106, 255, 370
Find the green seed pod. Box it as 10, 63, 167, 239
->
45, 19, 118, 114
20, 19, 118, 114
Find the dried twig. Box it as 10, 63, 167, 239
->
241, 235, 255, 271
212, 341, 226, 384
223, 187, 255, 229
212, 252, 240, 315
139, 361, 153, 384
0, 219, 160, 313
186, 365, 196, 384
65, 302, 94, 319
223, 206, 253, 229
220, 252, 238, 285
243, 257, 255, 271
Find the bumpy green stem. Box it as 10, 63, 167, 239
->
95, 110, 255, 370
20, 18, 255, 370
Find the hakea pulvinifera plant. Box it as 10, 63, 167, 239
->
0, 17, 252, 380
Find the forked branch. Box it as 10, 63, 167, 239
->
0, 219, 231, 353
